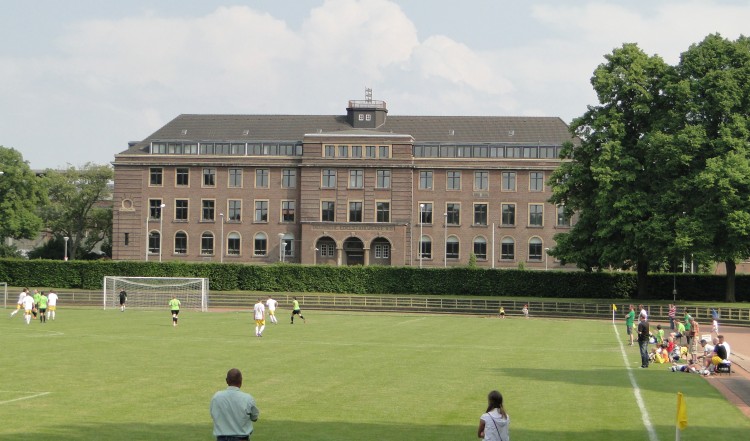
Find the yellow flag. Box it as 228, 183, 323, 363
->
612, 304, 618, 311
676, 392, 688, 430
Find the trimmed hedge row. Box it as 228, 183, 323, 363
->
0, 258, 746, 301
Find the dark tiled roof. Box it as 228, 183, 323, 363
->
119, 113, 572, 155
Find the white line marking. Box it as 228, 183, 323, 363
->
0, 392, 50, 405
394, 317, 427, 326
614, 323, 659, 441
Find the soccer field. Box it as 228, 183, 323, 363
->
2, 308, 748, 440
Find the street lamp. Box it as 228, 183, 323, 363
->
158, 203, 166, 262
544, 247, 550, 271
219, 213, 224, 263
443, 212, 448, 268
314, 247, 319, 265
63, 236, 69, 261
419, 204, 424, 268
278, 233, 285, 262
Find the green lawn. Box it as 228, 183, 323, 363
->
1, 308, 748, 440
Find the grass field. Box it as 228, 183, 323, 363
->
2, 307, 749, 440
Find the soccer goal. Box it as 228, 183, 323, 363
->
1, 282, 7, 309
103, 277, 208, 311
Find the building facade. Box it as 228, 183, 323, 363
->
112, 96, 575, 269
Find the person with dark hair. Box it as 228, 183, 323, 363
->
624, 305, 635, 346
637, 312, 650, 368
290, 296, 305, 324
210, 368, 260, 440
119, 289, 127, 312
477, 390, 509, 441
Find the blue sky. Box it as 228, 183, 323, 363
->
1, 0, 749, 169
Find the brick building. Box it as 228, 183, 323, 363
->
112, 94, 575, 269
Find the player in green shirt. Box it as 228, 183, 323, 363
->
37, 292, 49, 323
32, 290, 42, 319
290, 296, 305, 324
169, 296, 181, 327
624, 305, 635, 346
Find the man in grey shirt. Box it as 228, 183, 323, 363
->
210, 368, 260, 440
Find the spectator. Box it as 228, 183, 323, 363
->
477, 390, 509, 441
668, 304, 677, 330
637, 313, 650, 368
210, 368, 260, 440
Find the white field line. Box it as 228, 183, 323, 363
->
0, 392, 50, 405
613, 324, 659, 441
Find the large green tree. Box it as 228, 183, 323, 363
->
0, 146, 46, 255
40, 163, 113, 260
549, 43, 676, 298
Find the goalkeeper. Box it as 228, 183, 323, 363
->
169, 295, 181, 327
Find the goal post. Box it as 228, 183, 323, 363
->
103, 277, 208, 311
1, 282, 7, 309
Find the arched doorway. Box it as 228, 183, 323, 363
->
370, 237, 392, 266
343, 237, 365, 265
315, 236, 336, 265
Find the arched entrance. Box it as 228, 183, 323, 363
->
315, 236, 336, 265
343, 237, 365, 265
370, 237, 392, 266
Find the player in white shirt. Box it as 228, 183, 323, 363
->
47, 290, 59, 320
265, 296, 278, 324
253, 299, 266, 337
22, 292, 35, 325
10, 288, 29, 317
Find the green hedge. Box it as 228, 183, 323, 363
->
0, 258, 747, 301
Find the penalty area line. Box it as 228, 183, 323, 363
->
0, 392, 51, 405
613, 323, 659, 441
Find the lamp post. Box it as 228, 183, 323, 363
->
443, 212, 448, 267
278, 233, 285, 262
63, 236, 69, 261
672, 262, 677, 302
158, 203, 166, 262
219, 213, 224, 263
314, 247, 319, 265
544, 248, 550, 271
419, 204, 424, 268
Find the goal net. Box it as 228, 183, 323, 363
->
103, 277, 208, 311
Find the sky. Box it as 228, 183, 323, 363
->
1, 0, 749, 170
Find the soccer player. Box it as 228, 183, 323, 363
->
265, 296, 278, 324
254, 299, 266, 337
498, 306, 505, 319
119, 289, 127, 312
22, 291, 35, 325
32, 289, 41, 319
47, 289, 58, 320
169, 296, 181, 327
624, 305, 635, 346
10, 288, 29, 317
37, 292, 48, 323
290, 296, 305, 324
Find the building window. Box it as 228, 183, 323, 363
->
501, 237, 515, 260
282, 200, 295, 222
530, 172, 544, 192
349, 201, 363, 222
149, 168, 163, 186
376, 170, 391, 188
255, 169, 269, 188
148, 231, 160, 254
149, 199, 163, 220
282, 169, 297, 188
255, 201, 268, 222
557, 205, 571, 227
351, 145, 362, 158
502, 171, 516, 191
321, 201, 335, 222
529, 237, 543, 261
447, 171, 461, 190
227, 232, 241, 255
176, 168, 189, 186
374, 243, 390, 259
282, 234, 294, 257
175, 199, 188, 221
174, 232, 187, 255
376, 201, 390, 223
529, 204, 544, 226
202, 168, 216, 187
228, 200, 242, 222
338, 145, 348, 158
366, 146, 376, 158
124, 232, 129, 246
320, 242, 335, 257
349, 169, 364, 188
202, 200, 215, 221
446, 203, 460, 225
366, 114, 372, 121
379, 146, 389, 158
254, 233, 267, 256
322, 169, 337, 188
419, 170, 433, 190
228, 168, 243, 188
501, 204, 516, 226
473, 237, 487, 260
324, 145, 335, 157
419, 203, 433, 224
358, 114, 364, 121
200, 232, 214, 255
474, 204, 488, 226
474, 171, 489, 191
446, 236, 459, 259
420, 236, 432, 259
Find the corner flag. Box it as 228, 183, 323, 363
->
612, 304, 618, 311
677, 392, 688, 430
